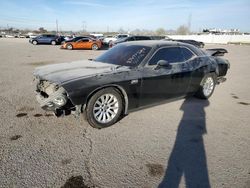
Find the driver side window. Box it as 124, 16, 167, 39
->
148, 47, 184, 65
78, 38, 89, 42
127, 37, 135, 41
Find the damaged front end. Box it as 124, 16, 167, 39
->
35, 79, 80, 117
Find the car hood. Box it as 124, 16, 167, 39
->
34, 60, 127, 84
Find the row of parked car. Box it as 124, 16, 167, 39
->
109, 35, 205, 48
28, 33, 205, 50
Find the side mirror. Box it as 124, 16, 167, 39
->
156, 60, 171, 69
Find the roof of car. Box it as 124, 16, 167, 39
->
121, 40, 204, 56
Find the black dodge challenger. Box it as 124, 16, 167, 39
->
34, 41, 230, 128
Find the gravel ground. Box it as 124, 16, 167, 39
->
0, 38, 249, 188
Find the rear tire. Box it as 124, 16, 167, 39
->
195, 73, 216, 99
51, 40, 56, 45
91, 43, 99, 50
85, 88, 123, 129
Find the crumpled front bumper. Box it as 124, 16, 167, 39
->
216, 76, 227, 84
36, 87, 67, 111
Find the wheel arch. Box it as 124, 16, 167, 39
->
83, 84, 129, 115
91, 43, 99, 50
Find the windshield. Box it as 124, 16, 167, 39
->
95, 44, 151, 67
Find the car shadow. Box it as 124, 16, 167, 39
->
158, 97, 211, 188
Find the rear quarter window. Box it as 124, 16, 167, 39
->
181, 47, 195, 61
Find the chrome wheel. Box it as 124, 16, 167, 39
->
51, 41, 56, 45
93, 94, 119, 123
32, 40, 37, 45
92, 44, 98, 50
203, 77, 214, 97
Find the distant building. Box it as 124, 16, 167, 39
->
202, 28, 240, 35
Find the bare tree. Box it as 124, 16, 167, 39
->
118, 27, 126, 34
155, 28, 166, 36
130, 29, 141, 35
38, 27, 47, 33
176, 25, 189, 35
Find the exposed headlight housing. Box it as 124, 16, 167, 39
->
47, 102, 54, 107
53, 96, 67, 106
36, 80, 68, 108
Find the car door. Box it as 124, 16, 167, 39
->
178, 46, 197, 94
37, 35, 46, 43
126, 37, 135, 42
134, 36, 151, 41
75, 38, 90, 49
140, 46, 191, 107
44, 35, 52, 44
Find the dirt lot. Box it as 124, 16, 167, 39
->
0, 38, 249, 188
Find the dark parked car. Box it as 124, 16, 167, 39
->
164, 37, 205, 48
29, 34, 65, 45
34, 41, 230, 128
110, 35, 152, 48
64, 36, 94, 42
174, 39, 205, 48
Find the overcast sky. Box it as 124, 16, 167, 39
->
0, 0, 249, 32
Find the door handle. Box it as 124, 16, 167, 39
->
131, 79, 139, 84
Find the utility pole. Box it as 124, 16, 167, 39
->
82, 21, 86, 33
188, 13, 192, 33
56, 19, 58, 34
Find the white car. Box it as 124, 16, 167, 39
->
5, 35, 15, 38
103, 34, 129, 44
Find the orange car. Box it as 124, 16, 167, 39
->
61, 38, 102, 50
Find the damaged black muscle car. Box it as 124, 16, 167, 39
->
34, 41, 230, 128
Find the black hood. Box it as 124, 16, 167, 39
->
34, 60, 127, 84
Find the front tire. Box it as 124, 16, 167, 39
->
32, 40, 38, 45
195, 73, 216, 99
85, 88, 123, 128
66, 44, 73, 50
